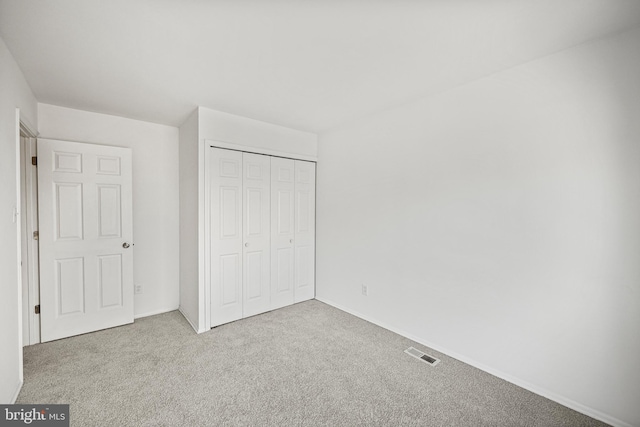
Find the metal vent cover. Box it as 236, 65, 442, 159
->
405, 347, 440, 366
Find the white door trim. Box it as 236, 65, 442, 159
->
205, 140, 317, 329
18, 115, 40, 347
200, 141, 215, 331
20, 136, 41, 345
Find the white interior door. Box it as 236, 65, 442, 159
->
210, 148, 244, 327
242, 153, 271, 317
270, 157, 295, 310
38, 138, 133, 342
294, 160, 316, 303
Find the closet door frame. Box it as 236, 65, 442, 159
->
205, 141, 316, 329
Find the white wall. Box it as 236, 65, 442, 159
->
178, 109, 201, 331
38, 104, 180, 319
0, 36, 37, 403
316, 27, 640, 427
178, 106, 318, 333
199, 107, 317, 159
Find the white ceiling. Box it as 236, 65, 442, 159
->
1, 0, 640, 133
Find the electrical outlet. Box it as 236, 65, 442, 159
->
135, 284, 143, 294
361, 284, 368, 296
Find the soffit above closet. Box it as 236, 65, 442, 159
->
1, 0, 639, 132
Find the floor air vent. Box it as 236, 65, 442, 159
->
405, 347, 440, 366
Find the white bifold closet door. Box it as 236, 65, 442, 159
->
210, 147, 315, 327
210, 149, 271, 326
270, 157, 295, 309
242, 153, 271, 317
210, 148, 243, 326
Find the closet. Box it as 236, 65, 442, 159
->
210, 147, 316, 327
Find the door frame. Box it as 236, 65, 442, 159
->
204, 140, 317, 329
18, 117, 40, 346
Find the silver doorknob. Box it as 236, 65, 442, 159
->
122, 242, 130, 249
290, 239, 293, 243
244, 243, 249, 247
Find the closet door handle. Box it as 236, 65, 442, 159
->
244, 242, 249, 247
289, 239, 293, 243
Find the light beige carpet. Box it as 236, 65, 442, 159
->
18, 300, 607, 426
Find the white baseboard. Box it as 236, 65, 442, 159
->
10, 381, 23, 404
134, 306, 179, 320
178, 307, 207, 334
315, 297, 633, 427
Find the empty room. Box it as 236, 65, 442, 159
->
1, 1, 639, 426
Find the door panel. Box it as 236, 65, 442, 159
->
270, 157, 295, 309
98, 254, 123, 308
295, 245, 313, 287
277, 191, 293, 234
55, 257, 85, 315
294, 161, 316, 303
276, 248, 293, 292
296, 191, 311, 232
220, 187, 240, 238
38, 138, 133, 342
54, 183, 83, 240
53, 151, 82, 172
245, 251, 264, 300
242, 153, 271, 317
220, 254, 241, 306
96, 155, 121, 175
246, 189, 263, 236
211, 149, 243, 326
97, 184, 121, 238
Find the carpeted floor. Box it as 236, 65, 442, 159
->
18, 300, 607, 426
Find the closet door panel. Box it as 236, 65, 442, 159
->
242, 153, 271, 317
211, 148, 243, 327
210, 148, 315, 326
294, 161, 316, 303
220, 254, 241, 305
270, 157, 295, 309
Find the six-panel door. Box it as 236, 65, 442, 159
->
38, 138, 134, 342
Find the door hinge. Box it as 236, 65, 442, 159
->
34, 305, 40, 314
31, 156, 37, 166
33, 231, 39, 240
